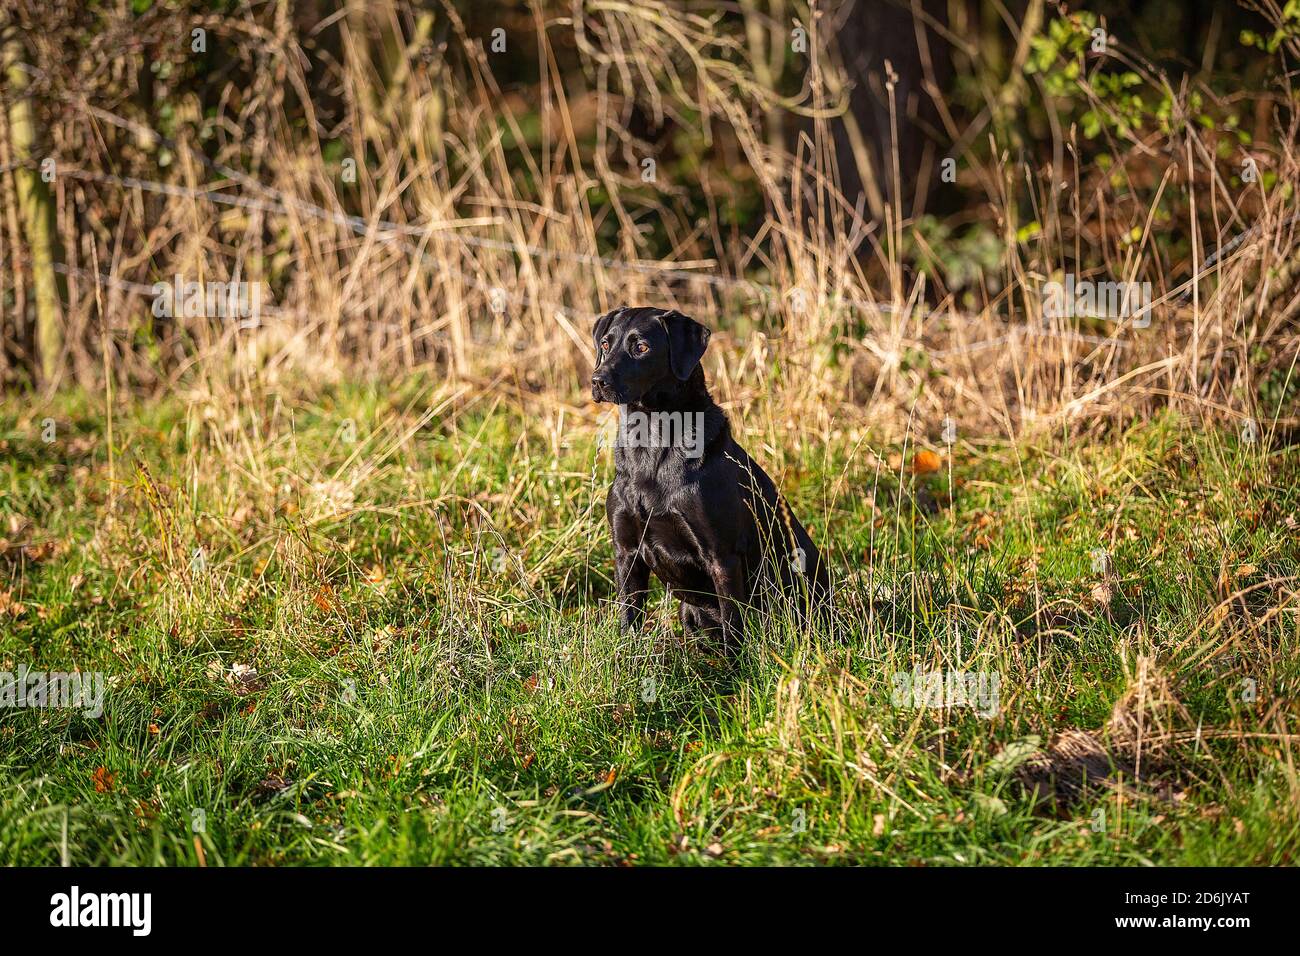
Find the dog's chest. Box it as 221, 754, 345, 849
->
614, 447, 687, 511
630, 503, 710, 592
613, 466, 704, 561
618, 472, 684, 526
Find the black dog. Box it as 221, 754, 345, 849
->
591, 306, 829, 648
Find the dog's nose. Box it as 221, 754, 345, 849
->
591, 372, 608, 389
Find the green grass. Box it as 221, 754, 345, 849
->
1, 378, 1298, 865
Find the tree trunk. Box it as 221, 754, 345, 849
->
3, 25, 62, 388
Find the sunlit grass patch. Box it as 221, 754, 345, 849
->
1, 384, 1297, 865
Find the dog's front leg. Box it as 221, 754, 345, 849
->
707, 555, 747, 651
614, 547, 650, 631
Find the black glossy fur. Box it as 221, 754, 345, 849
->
591, 306, 829, 648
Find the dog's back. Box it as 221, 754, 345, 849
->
722, 438, 831, 612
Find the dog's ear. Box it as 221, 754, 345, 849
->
657, 310, 711, 380
593, 306, 624, 353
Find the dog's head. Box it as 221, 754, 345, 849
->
590, 306, 711, 404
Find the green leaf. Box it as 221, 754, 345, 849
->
988, 736, 1042, 775
973, 792, 1008, 816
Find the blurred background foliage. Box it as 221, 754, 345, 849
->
1, 0, 1297, 406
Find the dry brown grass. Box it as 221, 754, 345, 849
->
1, 0, 1297, 448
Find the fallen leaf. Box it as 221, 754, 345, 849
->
911, 449, 942, 475
92, 766, 115, 793
257, 773, 292, 795
225, 663, 264, 695
312, 586, 337, 614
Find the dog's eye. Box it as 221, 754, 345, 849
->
634, 341, 649, 355
600, 340, 609, 352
